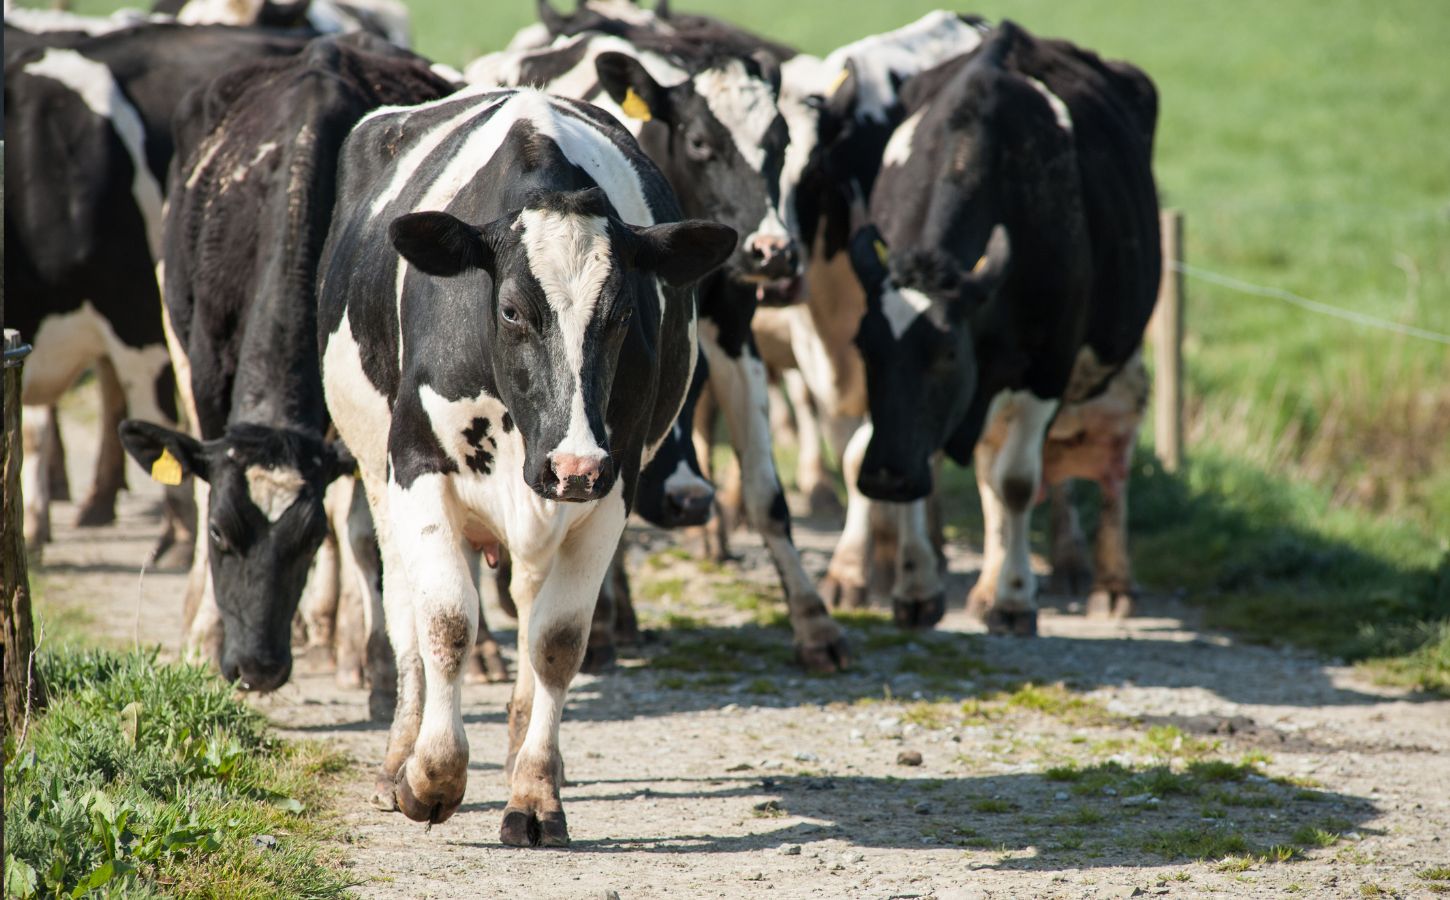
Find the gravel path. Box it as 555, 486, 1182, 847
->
36, 394, 1450, 899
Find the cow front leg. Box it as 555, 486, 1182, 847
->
501, 501, 623, 848
890, 498, 946, 629
969, 391, 1059, 637
820, 422, 872, 611
465, 551, 510, 684
1087, 479, 1135, 619
297, 521, 341, 674
384, 474, 476, 826
782, 369, 841, 519
701, 331, 848, 672
1046, 481, 1092, 596
76, 358, 128, 527
21, 405, 56, 552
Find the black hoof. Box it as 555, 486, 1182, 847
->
580, 641, 616, 674
892, 593, 946, 630
500, 807, 569, 847
985, 607, 1038, 637
795, 636, 851, 674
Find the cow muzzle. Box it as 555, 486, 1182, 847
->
745, 233, 801, 282
857, 464, 932, 503
544, 452, 613, 502
223, 653, 293, 694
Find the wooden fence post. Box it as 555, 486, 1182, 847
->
1153, 209, 1185, 473
3, 329, 46, 739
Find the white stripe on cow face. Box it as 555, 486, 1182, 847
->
25, 49, 164, 258
881, 283, 933, 340
518, 208, 614, 463
882, 108, 923, 169
692, 61, 779, 172
245, 464, 305, 523
1026, 77, 1073, 133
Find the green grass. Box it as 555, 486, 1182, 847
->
4, 648, 352, 899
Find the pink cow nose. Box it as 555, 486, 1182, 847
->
549, 453, 609, 501
746, 233, 799, 279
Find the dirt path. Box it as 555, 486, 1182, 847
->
36, 394, 1450, 899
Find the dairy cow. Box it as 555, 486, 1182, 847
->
467, 26, 850, 672
318, 86, 734, 840
848, 21, 1161, 633
115, 35, 456, 692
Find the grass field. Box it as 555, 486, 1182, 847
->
16, 0, 1448, 680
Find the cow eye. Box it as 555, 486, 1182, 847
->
685, 131, 712, 161
500, 303, 522, 325
208, 522, 231, 554
616, 307, 633, 327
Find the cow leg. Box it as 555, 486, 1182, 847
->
338, 478, 391, 717
890, 498, 946, 629
76, 357, 128, 527
701, 330, 848, 672
968, 391, 1059, 637
783, 368, 841, 519
501, 499, 624, 848
581, 544, 626, 674
820, 422, 872, 611
466, 551, 510, 685
688, 380, 733, 562
297, 496, 342, 674
611, 551, 640, 645
20, 406, 57, 552
382, 475, 475, 825
1047, 482, 1092, 596
46, 410, 70, 503
967, 455, 1007, 624
1087, 478, 1135, 619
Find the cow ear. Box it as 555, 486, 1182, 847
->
629, 220, 737, 287
596, 51, 670, 124
847, 224, 890, 297
966, 224, 1011, 290
750, 49, 782, 96
825, 59, 859, 123
390, 211, 491, 277
323, 439, 358, 485
118, 419, 207, 484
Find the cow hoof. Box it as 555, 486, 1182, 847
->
807, 483, 844, 520
965, 586, 994, 623
368, 687, 395, 723
335, 663, 364, 690
892, 593, 946, 630
580, 642, 616, 675
795, 635, 850, 674
500, 806, 570, 847
296, 643, 336, 675
395, 759, 464, 825
986, 608, 1038, 637
74, 498, 117, 528
370, 773, 398, 812
1087, 588, 1135, 619
465, 641, 510, 683
818, 574, 868, 611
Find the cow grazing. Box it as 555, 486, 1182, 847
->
116, 35, 455, 693
318, 86, 734, 840
468, 25, 850, 672
5, 22, 313, 565
847, 21, 1161, 634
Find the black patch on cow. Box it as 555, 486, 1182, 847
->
462, 416, 496, 475
501, 411, 514, 433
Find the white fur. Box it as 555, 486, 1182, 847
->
881, 285, 933, 340
692, 60, 779, 171
1026, 77, 1073, 132
25, 49, 164, 258
881, 108, 923, 169
245, 464, 305, 523
518, 208, 614, 464
981, 389, 1059, 608
821, 11, 986, 123
175, 0, 264, 25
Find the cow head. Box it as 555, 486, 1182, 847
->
594, 50, 800, 297
118, 420, 355, 692
389, 187, 735, 502
847, 223, 1011, 502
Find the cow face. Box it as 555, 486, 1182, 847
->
847, 224, 1011, 502
118, 420, 355, 692
595, 51, 800, 294
389, 188, 735, 502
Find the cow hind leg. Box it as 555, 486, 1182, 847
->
47, 410, 70, 503
21, 406, 57, 552
466, 551, 510, 684
75, 358, 128, 527
297, 524, 341, 674
819, 422, 872, 611
580, 544, 627, 674
1046, 481, 1092, 596
702, 335, 848, 673
782, 369, 841, 519
1086, 480, 1135, 619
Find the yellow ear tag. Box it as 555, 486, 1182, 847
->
621, 87, 652, 121
873, 239, 890, 267
829, 67, 850, 97
151, 448, 183, 486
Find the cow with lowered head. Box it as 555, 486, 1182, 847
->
118, 34, 456, 693
847, 21, 1161, 634
318, 86, 734, 841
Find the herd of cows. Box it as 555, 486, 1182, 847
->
5, 0, 1162, 846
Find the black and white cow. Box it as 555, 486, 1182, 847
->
116, 34, 456, 692
318, 86, 734, 840
847, 21, 1161, 634
4, 22, 311, 565
468, 27, 851, 672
